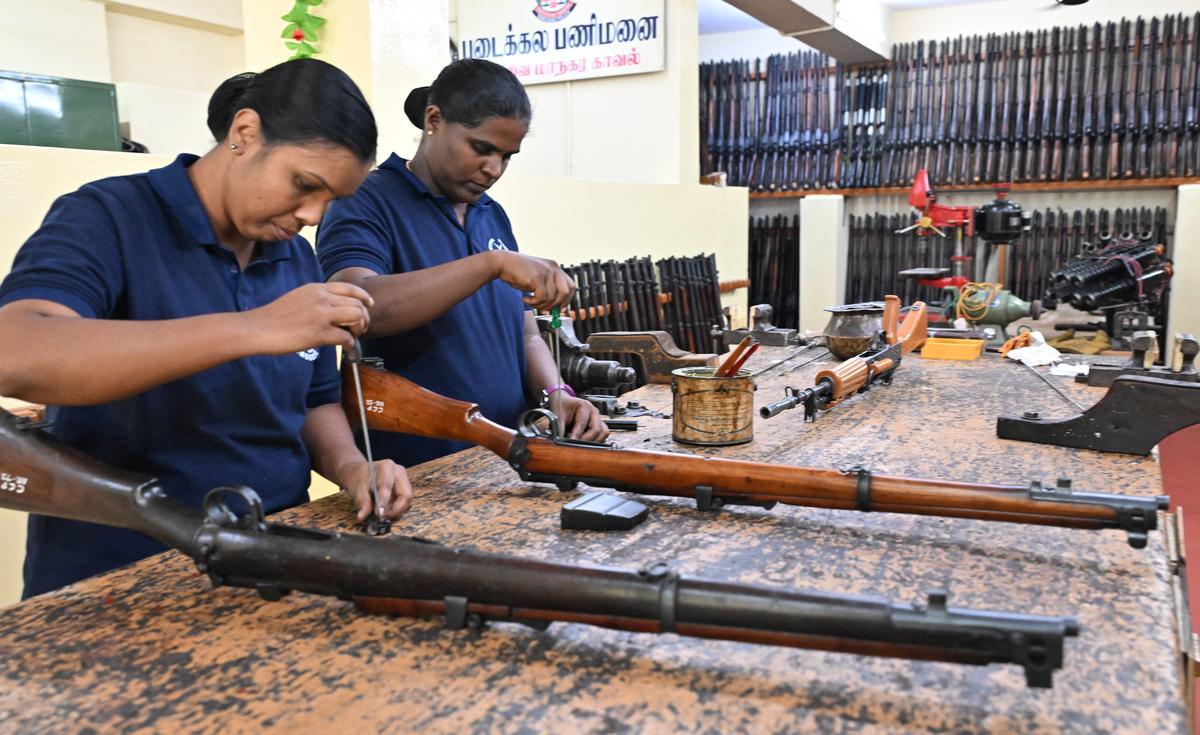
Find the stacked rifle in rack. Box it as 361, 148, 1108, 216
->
844, 214, 947, 305
561, 255, 725, 356
701, 51, 834, 190
748, 215, 799, 329
561, 257, 664, 342
701, 12, 1200, 190
656, 254, 725, 354
844, 206, 1171, 311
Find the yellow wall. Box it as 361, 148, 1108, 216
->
492, 173, 748, 281
477, 0, 702, 186
0, 0, 113, 82
106, 10, 244, 93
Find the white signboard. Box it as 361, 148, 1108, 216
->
456, 0, 666, 86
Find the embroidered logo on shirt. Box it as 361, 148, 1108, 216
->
296, 349, 319, 362
487, 237, 510, 251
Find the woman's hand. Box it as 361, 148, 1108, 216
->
490, 251, 575, 311
336, 458, 414, 522
554, 395, 609, 442
249, 282, 374, 354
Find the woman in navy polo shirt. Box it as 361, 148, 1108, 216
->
318, 59, 606, 469
0, 59, 412, 597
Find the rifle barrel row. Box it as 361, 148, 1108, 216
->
702, 12, 1200, 191
843, 206, 1171, 307
560, 254, 725, 358
748, 215, 799, 329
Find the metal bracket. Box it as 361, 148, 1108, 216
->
997, 375, 1200, 456
638, 562, 679, 633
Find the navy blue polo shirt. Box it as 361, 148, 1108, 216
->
317, 153, 528, 467
0, 153, 340, 597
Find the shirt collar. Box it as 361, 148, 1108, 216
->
381, 153, 493, 208
148, 153, 292, 262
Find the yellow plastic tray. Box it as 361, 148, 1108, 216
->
920, 337, 985, 361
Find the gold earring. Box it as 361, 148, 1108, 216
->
230, 143, 239, 151
426, 130, 433, 136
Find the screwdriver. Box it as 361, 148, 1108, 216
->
346, 337, 388, 535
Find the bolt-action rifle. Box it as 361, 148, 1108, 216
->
346, 341, 1166, 549
0, 409, 1080, 688
760, 295, 927, 422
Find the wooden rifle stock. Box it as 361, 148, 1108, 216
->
347, 347, 1165, 548
0, 409, 1077, 688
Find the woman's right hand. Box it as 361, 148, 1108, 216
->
248, 282, 374, 354
490, 251, 576, 311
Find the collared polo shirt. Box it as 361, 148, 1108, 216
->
0, 153, 340, 597
317, 153, 528, 468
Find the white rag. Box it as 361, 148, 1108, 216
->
1005, 331, 1062, 367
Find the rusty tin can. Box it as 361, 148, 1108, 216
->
670, 367, 756, 446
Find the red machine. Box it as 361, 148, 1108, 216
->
897, 170, 1028, 290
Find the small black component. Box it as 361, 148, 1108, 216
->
363, 515, 392, 536
561, 491, 649, 531
604, 418, 639, 431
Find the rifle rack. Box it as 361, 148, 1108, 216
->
746, 177, 1200, 199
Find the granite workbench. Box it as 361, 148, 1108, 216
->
0, 348, 1183, 734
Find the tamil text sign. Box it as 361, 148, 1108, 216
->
457, 0, 666, 85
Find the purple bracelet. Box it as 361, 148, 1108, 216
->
545, 383, 576, 398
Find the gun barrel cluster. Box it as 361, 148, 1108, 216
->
702, 12, 1200, 190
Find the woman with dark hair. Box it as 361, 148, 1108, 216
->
317, 58, 606, 470
0, 58, 412, 598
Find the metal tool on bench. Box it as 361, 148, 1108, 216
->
536, 315, 637, 395
997, 375, 1200, 456
1079, 331, 1198, 388
583, 331, 719, 384
346, 337, 390, 536
719, 304, 804, 348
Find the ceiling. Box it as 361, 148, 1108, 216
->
697, 0, 1014, 36
696, 0, 767, 35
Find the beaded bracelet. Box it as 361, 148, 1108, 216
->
545, 383, 576, 398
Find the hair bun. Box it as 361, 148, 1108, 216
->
207, 72, 259, 139
404, 86, 432, 129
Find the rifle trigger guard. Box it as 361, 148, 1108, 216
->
517, 408, 559, 439
202, 486, 268, 532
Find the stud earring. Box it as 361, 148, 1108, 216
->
230, 143, 239, 151
426, 130, 433, 136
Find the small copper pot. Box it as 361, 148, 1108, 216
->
823, 302, 884, 360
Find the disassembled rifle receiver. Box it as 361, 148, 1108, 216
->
0, 409, 1078, 688
997, 374, 1200, 457
762, 295, 929, 421
346, 359, 1166, 548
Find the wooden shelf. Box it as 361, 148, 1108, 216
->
743, 177, 1200, 199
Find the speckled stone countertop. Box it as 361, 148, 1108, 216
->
0, 348, 1184, 734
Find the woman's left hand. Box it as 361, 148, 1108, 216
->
338, 458, 414, 522
555, 395, 609, 442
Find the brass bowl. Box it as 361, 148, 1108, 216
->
823, 302, 884, 360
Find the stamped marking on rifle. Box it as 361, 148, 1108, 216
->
365, 399, 385, 414
0, 472, 28, 494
